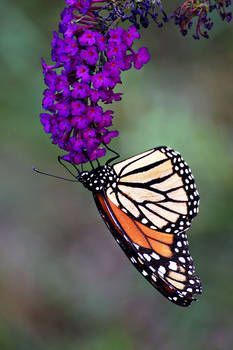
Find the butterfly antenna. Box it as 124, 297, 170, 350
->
33, 167, 79, 182
104, 143, 120, 164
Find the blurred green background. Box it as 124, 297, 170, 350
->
1, 1, 233, 349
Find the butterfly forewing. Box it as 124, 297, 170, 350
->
107, 146, 200, 234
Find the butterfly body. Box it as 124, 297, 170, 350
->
78, 165, 118, 192
79, 146, 202, 306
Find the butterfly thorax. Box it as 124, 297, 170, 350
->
78, 165, 118, 192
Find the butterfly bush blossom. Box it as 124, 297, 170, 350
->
40, 0, 231, 164
98, 0, 231, 39
40, 0, 150, 164
171, 0, 232, 39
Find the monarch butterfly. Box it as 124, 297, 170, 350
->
77, 146, 202, 307
35, 145, 201, 306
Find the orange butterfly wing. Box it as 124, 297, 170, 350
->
94, 191, 202, 307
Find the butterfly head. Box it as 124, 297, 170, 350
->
78, 165, 118, 192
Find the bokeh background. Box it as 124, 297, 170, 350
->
1, 1, 233, 349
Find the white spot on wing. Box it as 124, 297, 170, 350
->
151, 252, 160, 260
141, 218, 148, 224
158, 266, 166, 276
169, 261, 178, 271
144, 254, 151, 262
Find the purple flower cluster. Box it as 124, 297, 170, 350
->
98, 0, 168, 29
40, 0, 231, 165
98, 0, 231, 39
40, 0, 150, 165
171, 0, 232, 39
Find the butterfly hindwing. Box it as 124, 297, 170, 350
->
94, 191, 202, 307
107, 146, 200, 234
